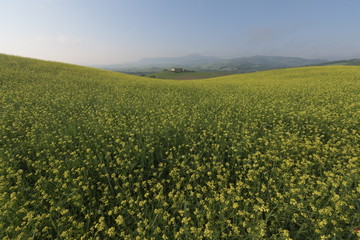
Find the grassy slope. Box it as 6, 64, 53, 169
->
1, 54, 360, 239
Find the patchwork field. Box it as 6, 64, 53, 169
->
0, 54, 359, 239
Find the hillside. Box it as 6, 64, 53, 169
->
1, 54, 359, 239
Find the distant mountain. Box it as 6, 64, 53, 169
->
95, 54, 329, 73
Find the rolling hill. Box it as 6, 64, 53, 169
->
1, 54, 359, 239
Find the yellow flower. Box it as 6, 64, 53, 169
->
116, 215, 124, 225
107, 227, 116, 237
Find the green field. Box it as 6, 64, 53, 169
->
145, 71, 230, 80
1, 54, 359, 239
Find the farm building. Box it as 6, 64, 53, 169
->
170, 68, 184, 73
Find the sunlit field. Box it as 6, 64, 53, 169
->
1, 54, 359, 239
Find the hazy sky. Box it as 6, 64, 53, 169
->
1, 0, 360, 65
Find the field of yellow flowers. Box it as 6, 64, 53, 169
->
0, 54, 359, 239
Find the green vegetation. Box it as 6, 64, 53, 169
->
145, 71, 230, 80
1, 54, 360, 239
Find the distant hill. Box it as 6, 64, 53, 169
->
194, 55, 327, 73
314, 59, 360, 66
96, 54, 328, 74
144, 71, 231, 80
96, 54, 222, 72
136, 53, 222, 65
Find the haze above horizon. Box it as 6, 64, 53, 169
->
1, 0, 360, 65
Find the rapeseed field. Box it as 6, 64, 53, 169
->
0, 54, 359, 239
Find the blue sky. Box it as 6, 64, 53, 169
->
1, 0, 360, 65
